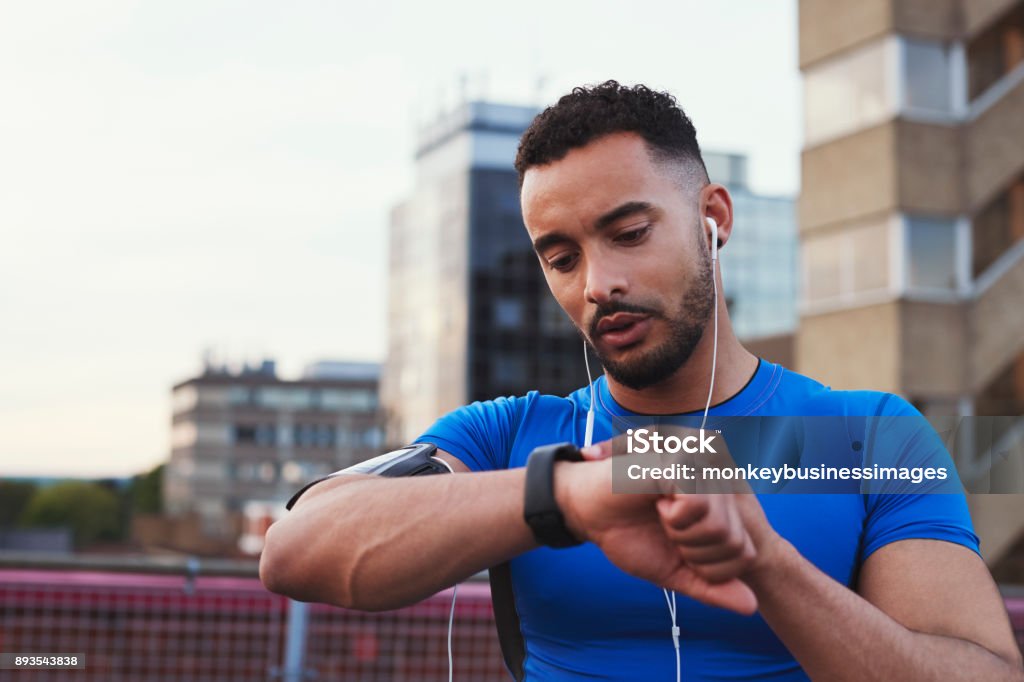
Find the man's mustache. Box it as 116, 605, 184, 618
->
588, 301, 663, 338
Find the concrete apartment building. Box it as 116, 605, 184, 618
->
797, 0, 1024, 575
162, 359, 383, 553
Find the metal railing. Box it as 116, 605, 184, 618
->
0, 553, 503, 681
1, 552, 1022, 680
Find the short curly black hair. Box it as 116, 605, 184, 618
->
514, 80, 708, 188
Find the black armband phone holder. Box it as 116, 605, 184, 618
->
285, 442, 452, 510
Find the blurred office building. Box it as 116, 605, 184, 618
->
160, 358, 384, 555
798, 0, 1024, 577
708, 152, 798, 364
383, 101, 581, 445
383, 101, 799, 444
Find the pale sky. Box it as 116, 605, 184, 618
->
0, 0, 801, 477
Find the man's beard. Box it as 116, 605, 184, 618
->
586, 246, 715, 391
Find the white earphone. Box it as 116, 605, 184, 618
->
706, 216, 718, 262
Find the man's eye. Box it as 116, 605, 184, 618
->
616, 225, 650, 243
549, 253, 578, 271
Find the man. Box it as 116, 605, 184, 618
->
260, 82, 1024, 680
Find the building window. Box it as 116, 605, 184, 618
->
903, 38, 956, 115
967, 3, 1024, 100
293, 423, 337, 448
539, 294, 574, 335
257, 387, 312, 410
256, 424, 277, 446
235, 462, 277, 483
802, 231, 842, 303
494, 298, 523, 329
721, 191, 798, 339
493, 355, 527, 385
320, 389, 377, 411
803, 214, 965, 308
972, 178, 1024, 277
804, 36, 962, 146
228, 387, 251, 406
234, 423, 278, 446
804, 37, 897, 147
234, 424, 257, 445
196, 386, 232, 408
906, 215, 958, 291
801, 218, 891, 306
848, 220, 890, 293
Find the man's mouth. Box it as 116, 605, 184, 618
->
595, 313, 653, 349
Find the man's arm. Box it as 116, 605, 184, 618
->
259, 452, 538, 611
745, 536, 1024, 681
261, 449, 758, 614
650, 488, 1023, 679
577, 439, 1023, 680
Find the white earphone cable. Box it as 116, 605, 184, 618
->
662, 239, 718, 682
665, 588, 681, 682
584, 219, 718, 682
584, 340, 597, 447
447, 583, 458, 682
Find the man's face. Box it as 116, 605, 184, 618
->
521, 132, 714, 390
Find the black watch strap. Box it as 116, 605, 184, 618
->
524, 443, 585, 548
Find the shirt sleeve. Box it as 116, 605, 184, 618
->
859, 394, 981, 561
414, 395, 527, 472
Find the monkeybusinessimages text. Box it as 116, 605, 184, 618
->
623, 428, 950, 486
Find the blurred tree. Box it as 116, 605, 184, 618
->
96, 477, 131, 539
130, 464, 164, 515
20, 481, 122, 548
0, 481, 37, 527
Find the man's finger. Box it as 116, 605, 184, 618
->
687, 546, 758, 585
580, 439, 614, 461
676, 537, 749, 565
656, 495, 710, 530
666, 570, 758, 616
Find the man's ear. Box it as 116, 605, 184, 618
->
700, 184, 733, 252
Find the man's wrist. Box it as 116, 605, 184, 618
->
552, 461, 587, 544
741, 531, 796, 588
523, 445, 586, 548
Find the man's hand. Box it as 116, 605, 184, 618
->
554, 435, 782, 615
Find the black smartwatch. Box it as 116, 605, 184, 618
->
524, 443, 585, 548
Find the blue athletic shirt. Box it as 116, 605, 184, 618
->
417, 359, 980, 681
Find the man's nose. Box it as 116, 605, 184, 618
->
584, 257, 628, 305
